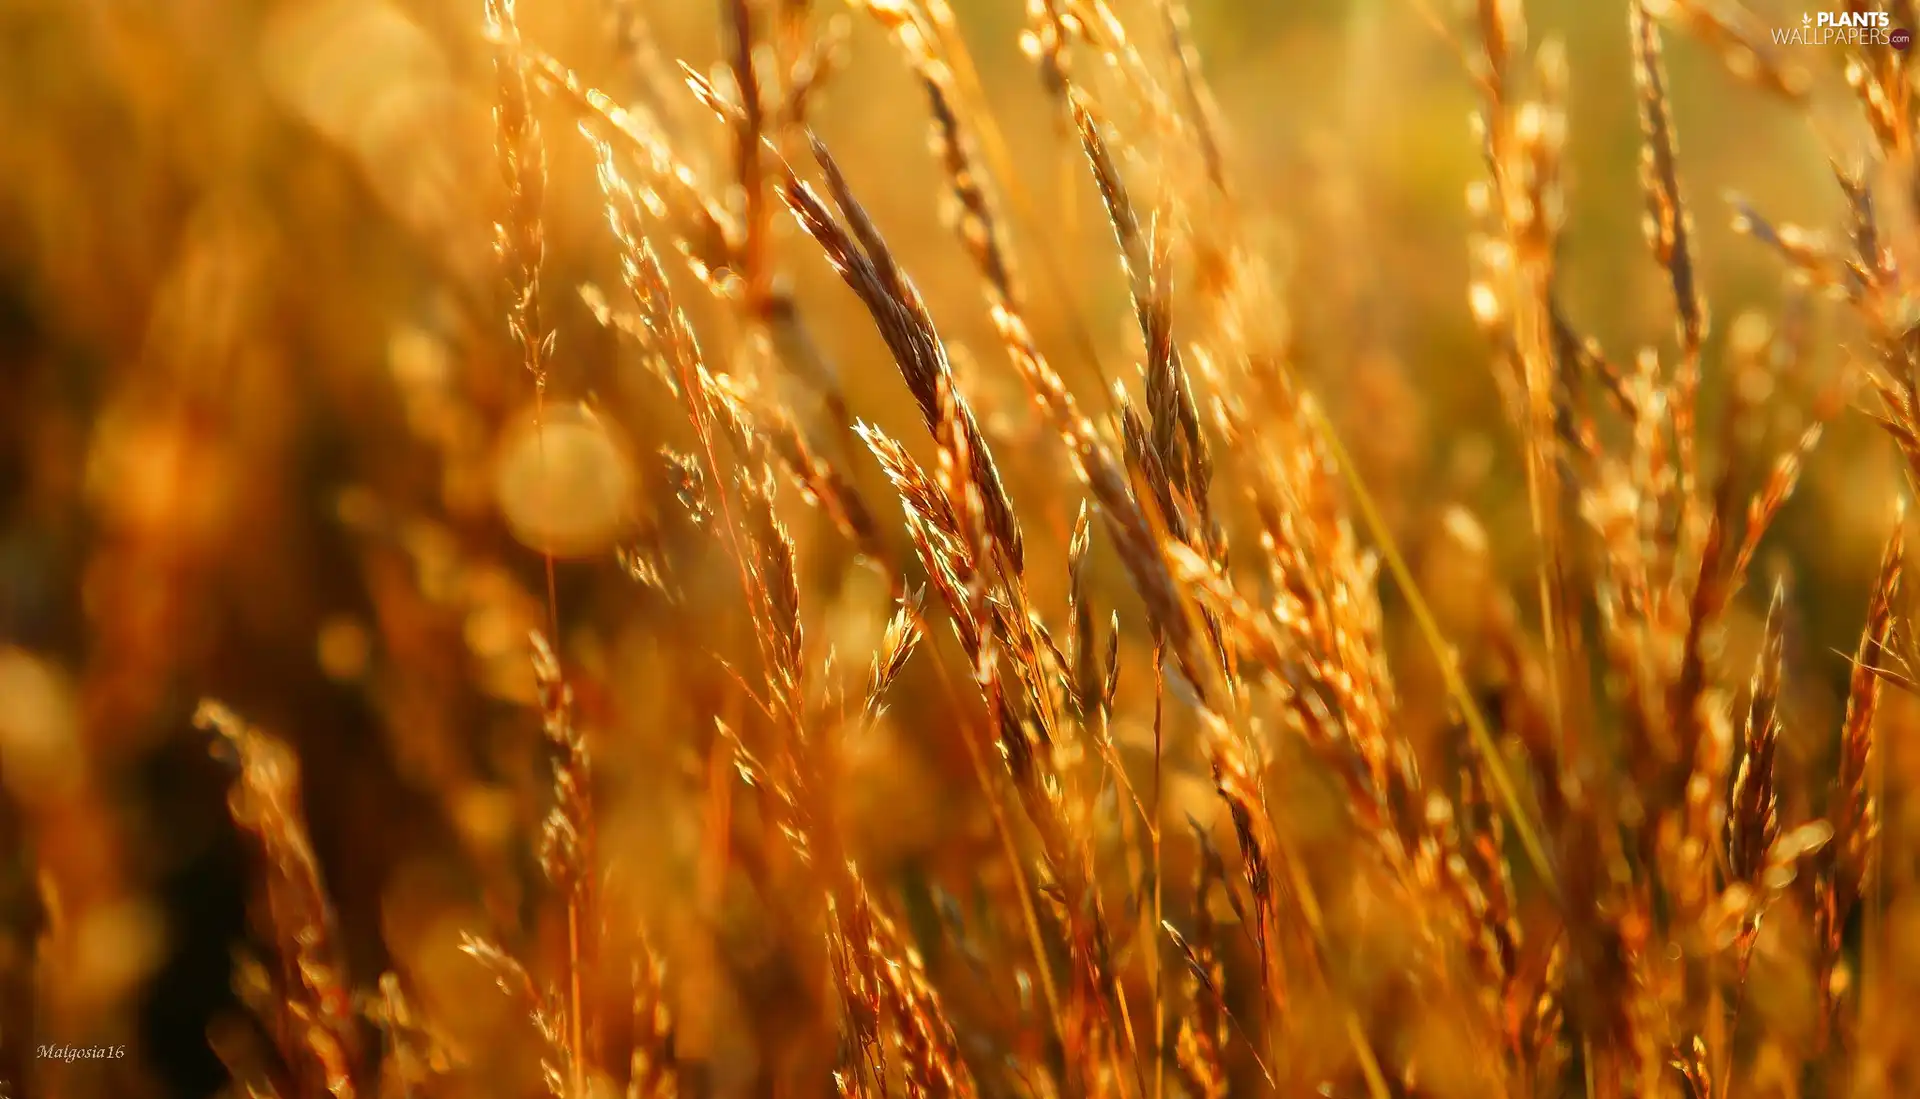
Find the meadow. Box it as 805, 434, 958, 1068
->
2, 0, 1919, 1096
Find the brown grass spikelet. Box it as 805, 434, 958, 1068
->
861, 587, 926, 726
627, 935, 678, 1099
868, 898, 977, 1098
1628, 0, 1710, 528
360, 971, 463, 1094
1167, 821, 1229, 1099
750, 480, 806, 700
1727, 195, 1856, 298
1726, 582, 1783, 891
1727, 423, 1822, 594
457, 932, 584, 1099
1456, 765, 1520, 1011
1670, 1033, 1712, 1098
483, 0, 553, 393
719, 0, 771, 310
196, 701, 363, 1099
529, 631, 598, 1095
780, 139, 1025, 574
1158, 0, 1227, 193
1630, 0, 1705, 353
1071, 95, 1210, 528
1641, 0, 1810, 101
521, 45, 740, 285
1065, 501, 1105, 725
854, 0, 1021, 310
854, 423, 982, 660
751, 396, 886, 562
1832, 511, 1903, 913
858, 2, 1202, 681
531, 632, 593, 891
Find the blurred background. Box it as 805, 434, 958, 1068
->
0, 0, 1908, 1095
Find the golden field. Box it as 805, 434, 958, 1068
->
2, 1, 1919, 1097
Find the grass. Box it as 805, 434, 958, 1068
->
5, 0, 1920, 1096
